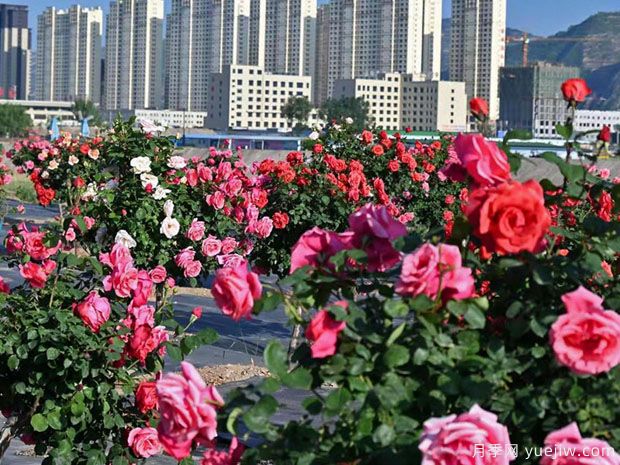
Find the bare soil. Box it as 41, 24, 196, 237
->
196, 364, 269, 385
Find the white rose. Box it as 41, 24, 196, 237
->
167, 156, 187, 169
48, 160, 59, 170
130, 156, 152, 174
153, 186, 171, 200
68, 155, 79, 166
160, 217, 180, 239
81, 183, 98, 201
308, 131, 320, 141
345, 117, 353, 125
333, 124, 341, 131
115, 230, 137, 249
138, 117, 165, 134
41, 171, 50, 179
140, 173, 159, 189
163, 200, 175, 217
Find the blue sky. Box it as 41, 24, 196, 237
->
3, 0, 620, 38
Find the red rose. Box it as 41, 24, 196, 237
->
387, 160, 400, 172
73, 176, 85, 188
35, 184, 55, 206
272, 212, 289, 229
598, 125, 611, 143
466, 180, 551, 255
361, 130, 373, 145
312, 144, 323, 154
561, 78, 592, 103
371, 144, 384, 156
469, 97, 489, 120
135, 381, 158, 413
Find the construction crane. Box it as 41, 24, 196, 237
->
505, 33, 606, 67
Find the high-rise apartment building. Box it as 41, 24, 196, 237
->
314, 4, 330, 104
0, 3, 30, 100
499, 63, 580, 138
104, 0, 164, 111
35, 6, 103, 103
263, 0, 316, 77
166, 0, 266, 111
319, 0, 441, 102
450, 0, 506, 121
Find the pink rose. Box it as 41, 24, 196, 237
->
73, 291, 111, 333
290, 227, 349, 273
184, 260, 202, 278
23, 229, 59, 261
255, 217, 273, 239
128, 427, 162, 458
127, 303, 155, 328
348, 203, 407, 241
550, 286, 620, 375
65, 227, 76, 242
202, 236, 222, 257
149, 265, 167, 284
175, 247, 196, 268
220, 237, 238, 254
126, 325, 164, 364
453, 134, 511, 187
19, 262, 51, 288
306, 303, 347, 359
99, 243, 133, 270
211, 260, 262, 321
419, 405, 515, 465
186, 219, 206, 241
157, 362, 224, 460
396, 243, 475, 303
541, 423, 620, 465
217, 254, 245, 269
132, 270, 154, 306
201, 436, 245, 465
207, 191, 226, 210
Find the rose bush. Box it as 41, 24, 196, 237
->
210, 110, 620, 464
251, 125, 466, 275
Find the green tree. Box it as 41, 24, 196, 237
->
282, 96, 313, 132
319, 97, 370, 132
71, 99, 103, 127
0, 104, 31, 137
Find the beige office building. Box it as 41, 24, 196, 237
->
104, 0, 165, 110
450, 0, 506, 121
206, 65, 314, 131
35, 5, 103, 103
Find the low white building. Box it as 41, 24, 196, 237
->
113, 109, 208, 129
0, 99, 75, 126
332, 73, 468, 132
206, 65, 318, 131
574, 110, 620, 141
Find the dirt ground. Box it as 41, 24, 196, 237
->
196, 364, 269, 385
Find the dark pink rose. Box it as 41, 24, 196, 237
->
453, 134, 511, 187
128, 427, 162, 458
306, 303, 347, 359
211, 260, 262, 321
419, 405, 515, 465
541, 423, 620, 465
149, 265, 167, 284
157, 362, 223, 460
550, 286, 620, 375
348, 203, 407, 241
73, 291, 111, 333
201, 436, 245, 465
290, 227, 349, 273
132, 270, 154, 306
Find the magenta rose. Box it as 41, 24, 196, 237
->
290, 227, 349, 273
131, 270, 154, 306
550, 286, 620, 375
186, 219, 206, 241
156, 362, 224, 460
306, 302, 347, 359
541, 423, 620, 465
453, 133, 511, 187
419, 405, 515, 465
127, 303, 155, 328
128, 427, 162, 458
396, 243, 475, 303
202, 236, 222, 257
211, 260, 262, 321
73, 291, 111, 333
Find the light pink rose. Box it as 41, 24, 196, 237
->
73, 291, 111, 333
419, 405, 515, 465
156, 362, 224, 460
541, 423, 620, 465
65, 227, 76, 242
211, 260, 262, 321
306, 303, 347, 359
550, 286, 620, 375
255, 217, 273, 239
149, 265, 167, 284
207, 191, 225, 210
202, 236, 222, 257
453, 133, 511, 186
128, 427, 162, 458
290, 227, 350, 273
186, 219, 206, 242
220, 237, 238, 254
175, 248, 196, 269
216, 254, 245, 269
396, 243, 475, 303
99, 243, 133, 270
184, 260, 202, 278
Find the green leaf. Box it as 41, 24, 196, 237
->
373, 424, 396, 446
46, 347, 60, 360
503, 129, 532, 145
264, 341, 288, 378
540, 152, 584, 184
243, 395, 278, 433
464, 306, 486, 329
31, 413, 48, 432
386, 322, 406, 346
555, 123, 572, 140
384, 300, 409, 318
165, 343, 183, 362
383, 344, 410, 368
7, 355, 19, 370
282, 367, 313, 390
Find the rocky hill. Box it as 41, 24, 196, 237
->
442, 12, 620, 110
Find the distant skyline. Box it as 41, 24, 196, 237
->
2, 0, 619, 41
